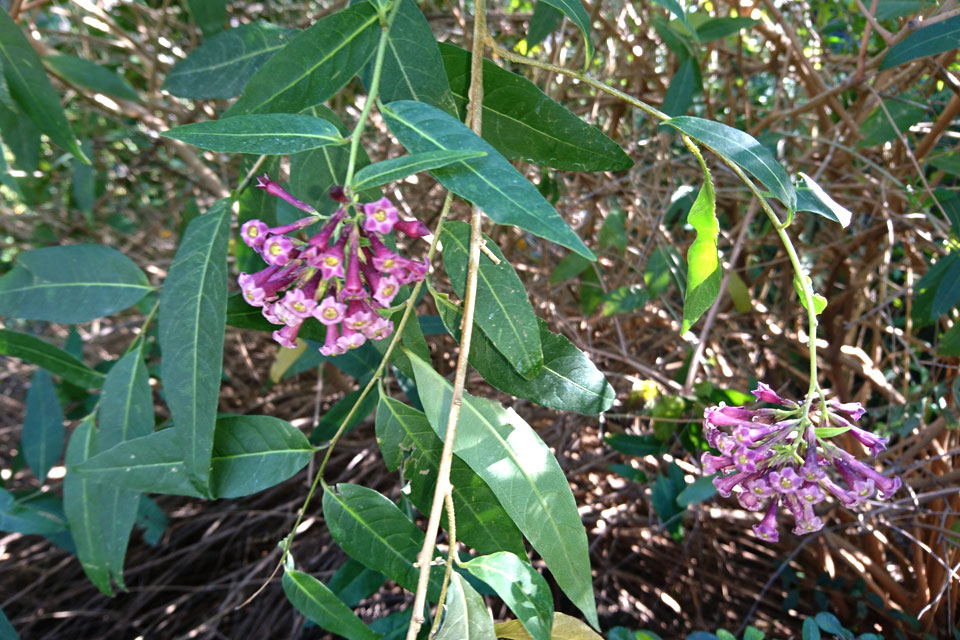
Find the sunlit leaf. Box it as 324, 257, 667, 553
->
435, 574, 496, 640
163, 114, 343, 154
681, 154, 720, 333
459, 552, 553, 640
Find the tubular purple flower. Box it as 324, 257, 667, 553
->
344, 299, 375, 331
363, 197, 398, 234
314, 296, 347, 326
751, 382, 794, 406
319, 323, 341, 356
262, 235, 298, 267
829, 400, 867, 421
336, 324, 366, 351
745, 476, 774, 498
272, 322, 302, 349
364, 316, 393, 341
374, 274, 400, 307
268, 216, 317, 236
255, 174, 316, 214
261, 301, 282, 325
752, 497, 780, 542
394, 218, 430, 239
313, 232, 348, 280
701, 452, 733, 475
281, 287, 317, 320
737, 489, 763, 511
769, 467, 803, 494
393, 257, 429, 285
241, 220, 269, 249
820, 476, 860, 507
308, 208, 347, 250
834, 418, 888, 456
836, 457, 901, 499
714, 470, 754, 499
733, 446, 760, 473
340, 230, 367, 301
704, 405, 774, 429
798, 483, 824, 505
367, 234, 403, 273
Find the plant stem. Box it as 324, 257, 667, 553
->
343, 0, 404, 191
405, 2, 488, 638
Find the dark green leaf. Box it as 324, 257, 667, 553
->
0, 330, 104, 389
695, 17, 757, 42
0, 606, 17, 640
159, 200, 231, 495
441, 220, 542, 379
538, 0, 593, 63
858, 97, 926, 148
322, 483, 443, 601
528, 2, 564, 48
880, 14, 960, 69
382, 100, 594, 259
913, 253, 959, 324
226, 292, 326, 343
932, 256, 960, 317
163, 114, 343, 154
226, 3, 380, 115
598, 210, 627, 254
653, 15, 694, 58
409, 353, 598, 628
876, 1, 935, 19
681, 157, 720, 333
186, 0, 225, 36
0, 245, 152, 323
364, 0, 457, 114
22, 369, 64, 482
814, 612, 851, 638
433, 292, 614, 415
310, 385, 379, 443
376, 395, 526, 556
0, 95, 40, 171
352, 150, 486, 192
0, 488, 69, 536
328, 559, 387, 607
662, 57, 701, 117
605, 433, 666, 457
939, 319, 960, 357
651, 0, 698, 43
441, 44, 631, 172
459, 552, 553, 640
602, 284, 650, 317
135, 496, 168, 545
742, 630, 764, 640
72, 139, 95, 215
0, 9, 88, 162
798, 173, 852, 227
579, 266, 604, 315
282, 568, 381, 640
651, 462, 686, 539
663, 116, 795, 211
676, 475, 717, 506
929, 152, 960, 177
801, 618, 821, 640
435, 574, 497, 640
44, 55, 138, 101
164, 22, 295, 100
63, 416, 113, 595
550, 253, 591, 284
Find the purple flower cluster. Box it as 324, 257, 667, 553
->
238, 175, 430, 356
702, 383, 900, 542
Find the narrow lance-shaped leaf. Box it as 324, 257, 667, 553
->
159, 200, 231, 495
538, 0, 593, 65
0, 330, 105, 389
163, 22, 295, 100
441, 44, 631, 172
459, 552, 554, 640
0, 245, 153, 324
186, 0, 225, 37
163, 114, 344, 154
432, 290, 614, 415
376, 394, 526, 556
408, 352, 599, 629
880, 13, 960, 69
43, 55, 139, 102
226, 2, 380, 116
661, 56, 701, 118
351, 150, 486, 192
282, 568, 381, 640
22, 369, 64, 483
322, 483, 444, 601
381, 100, 594, 259
664, 116, 795, 211
0, 9, 88, 163
681, 149, 720, 334
528, 2, 564, 48
441, 220, 543, 379
63, 416, 113, 595
651, 0, 699, 43
435, 574, 497, 640
798, 172, 852, 228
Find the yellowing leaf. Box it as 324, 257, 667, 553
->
270, 338, 308, 383
494, 613, 602, 640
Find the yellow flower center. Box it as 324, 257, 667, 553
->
323, 308, 337, 319
374, 209, 387, 221
381, 284, 395, 297
247, 227, 259, 238
324, 256, 340, 267
382, 258, 395, 269
269, 244, 282, 255
293, 302, 305, 311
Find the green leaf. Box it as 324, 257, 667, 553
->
798, 173, 852, 227
932, 256, 960, 318
793, 274, 827, 315
0, 330, 104, 389
408, 353, 598, 629
801, 617, 821, 640
74, 416, 311, 498
382, 100, 594, 259
376, 395, 526, 556
0, 93, 40, 171
495, 613, 603, 640
433, 292, 614, 415
459, 552, 553, 640
134, 495, 168, 545
159, 200, 231, 495
440, 44, 631, 172
72, 139, 95, 215
605, 433, 667, 457
163, 22, 295, 100
363, 0, 457, 115
662, 57, 701, 117
528, 2, 564, 48
663, 116, 795, 211
742, 627, 764, 640
538, 0, 593, 64
435, 574, 497, 640
209, 415, 313, 498
913, 253, 959, 324
226, 291, 326, 342
676, 475, 717, 507
0, 9, 88, 163
441, 220, 543, 379
0, 606, 18, 640
163, 114, 343, 154
939, 319, 960, 357
550, 253, 591, 284
880, 13, 960, 69
601, 284, 650, 317
98, 344, 153, 588
22, 369, 64, 482
651, 462, 686, 539
63, 416, 113, 595
651, 0, 698, 44
351, 150, 486, 192
0, 488, 68, 536
328, 559, 387, 607
876, 1, 935, 19
282, 568, 381, 640
814, 612, 851, 638
598, 210, 627, 254
857, 97, 926, 148
681, 156, 720, 334
43, 55, 138, 102
225, 3, 380, 115
795, 187, 851, 227
186, 0, 225, 36
695, 17, 757, 42
0, 245, 152, 323
322, 483, 444, 601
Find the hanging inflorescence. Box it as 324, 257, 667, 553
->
238, 175, 430, 356
702, 383, 900, 542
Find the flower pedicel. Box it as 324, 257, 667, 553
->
238, 175, 429, 356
